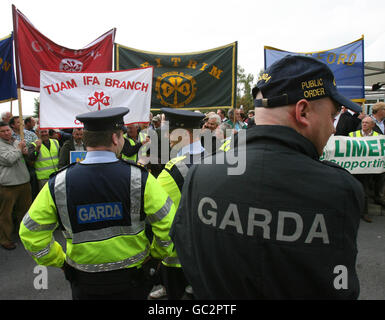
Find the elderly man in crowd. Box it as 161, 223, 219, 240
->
201, 113, 223, 155
0, 121, 31, 250
349, 116, 379, 137
350, 116, 384, 223
1, 111, 13, 124
58, 128, 86, 168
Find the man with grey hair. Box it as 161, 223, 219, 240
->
201, 113, 223, 155
349, 116, 379, 137
1, 111, 13, 124
349, 116, 380, 223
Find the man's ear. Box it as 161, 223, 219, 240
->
111, 132, 119, 146
295, 99, 311, 127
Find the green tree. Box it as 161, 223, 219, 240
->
236, 66, 255, 112
33, 97, 39, 118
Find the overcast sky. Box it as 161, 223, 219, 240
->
2, 0, 385, 116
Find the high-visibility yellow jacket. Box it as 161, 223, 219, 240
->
19, 158, 176, 272
31, 139, 59, 180
349, 130, 379, 137
121, 134, 138, 162
219, 137, 231, 152
157, 154, 197, 268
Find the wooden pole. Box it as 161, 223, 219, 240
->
12, 5, 24, 140
17, 88, 24, 140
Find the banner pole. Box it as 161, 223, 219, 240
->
17, 88, 24, 140
10, 100, 13, 114
12, 5, 24, 140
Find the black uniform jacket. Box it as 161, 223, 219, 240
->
171, 125, 364, 299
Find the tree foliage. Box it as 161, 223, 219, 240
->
236, 65, 255, 112
236, 67, 265, 113
33, 97, 39, 118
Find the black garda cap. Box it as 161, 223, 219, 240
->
252, 55, 362, 113
161, 107, 205, 129
76, 107, 129, 131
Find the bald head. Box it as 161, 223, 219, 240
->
254, 92, 339, 156
361, 116, 375, 134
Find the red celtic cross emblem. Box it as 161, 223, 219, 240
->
88, 91, 111, 110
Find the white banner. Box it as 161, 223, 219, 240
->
39, 67, 153, 128
321, 135, 385, 174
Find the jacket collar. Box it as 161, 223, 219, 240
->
245, 125, 320, 160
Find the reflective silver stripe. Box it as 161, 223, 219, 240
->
71, 223, 145, 244
175, 161, 189, 178
28, 238, 55, 259
155, 235, 172, 248
54, 170, 73, 238
52, 139, 59, 151
66, 246, 149, 273
38, 156, 59, 162
163, 256, 180, 265
22, 212, 57, 232
146, 197, 173, 224
130, 167, 142, 226
36, 164, 58, 171
62, 230, 72, 239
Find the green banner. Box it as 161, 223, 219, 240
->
115, 42, 237, 110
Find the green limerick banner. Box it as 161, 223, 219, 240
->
115, 42, 237, 110
321, 135, 385, 174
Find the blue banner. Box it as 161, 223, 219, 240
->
264, 37, 364, 102
0, 33, 17, 103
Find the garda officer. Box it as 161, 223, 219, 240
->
156, 108, 205, 300
171, 55, 365, 299
19, 107, 176, 300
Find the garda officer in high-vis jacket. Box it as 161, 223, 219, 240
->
19, 107, 176, 300
156, 108, 205, 299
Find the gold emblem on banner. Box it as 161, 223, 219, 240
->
155, 71, 197, 108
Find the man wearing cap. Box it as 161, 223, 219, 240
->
171, 55, 364, 299
19, 107, 176, 300
155, 107, 205, 300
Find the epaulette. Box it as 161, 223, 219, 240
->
165, 155, 187, 170
321, 160, 350, 174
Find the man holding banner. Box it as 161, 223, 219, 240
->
349, 116, 379, 223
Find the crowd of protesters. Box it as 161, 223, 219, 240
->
1, 101, 385, 299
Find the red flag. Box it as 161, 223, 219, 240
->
12, 5, 115, 92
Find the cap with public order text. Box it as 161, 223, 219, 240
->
76, 107, 129, 131
252, 55, 362, 113
161, 107, 205, 129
